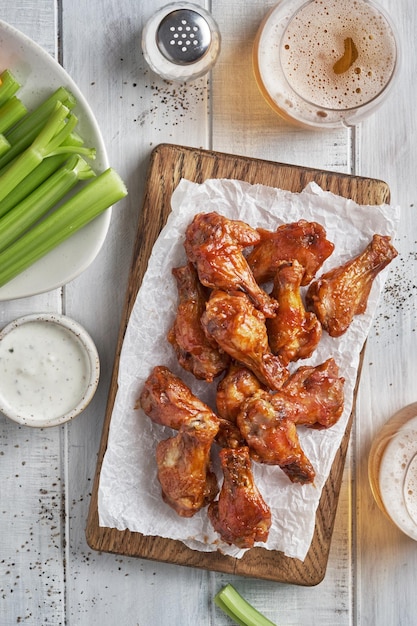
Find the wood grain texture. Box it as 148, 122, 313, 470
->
0, 5, 67, 625
86, 143, 389, 585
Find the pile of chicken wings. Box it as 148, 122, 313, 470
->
138, 210, 397, 550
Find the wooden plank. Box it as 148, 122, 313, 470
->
0, 5, 66, 625
86, 143, 390, 585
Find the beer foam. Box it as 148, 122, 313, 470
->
379, 416, 417, 540
404, 455, 417, 525
280, 0, 397, 109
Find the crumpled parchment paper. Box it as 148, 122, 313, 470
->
98, 178, 400, 561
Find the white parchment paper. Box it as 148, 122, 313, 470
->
98, 178, 400, 561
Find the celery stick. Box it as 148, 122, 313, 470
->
0, 86, 76, 169
0, 153, 69, 216
0, 69, 21, 106
0, 167, 127, 287
0, 96, 27, 133
0, 155, 95, 252
214, 585, 277, 626
0, 134, 10, 157
0, 101, 85, 204
0, 130, 86, 178
5, 86, 75, 140
62, 131, 85, 149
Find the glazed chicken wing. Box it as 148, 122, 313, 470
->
246, 220, 335, 286
216, 362, 265, 423
237, 391, 316, 484
138, 365, 218, 431
215, 362, 264, 449
184, 211, 278, 317
201, 290, 289, 390
306, 234, 398, 337
266, 259, 322, 365
168, 263, 230, 382
156, 415, 219, 517
278, 358, 345, 429
139, 365, 243, 449
208, 446, 271, 548
139, 366, 220, 517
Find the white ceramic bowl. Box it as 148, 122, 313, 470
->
0, 313, 100, 427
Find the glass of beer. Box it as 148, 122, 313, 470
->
368, 403, 417, 541
253, 0, 400, 129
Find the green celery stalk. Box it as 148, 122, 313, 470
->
0, 154, 96, 252
0, 69, 21, 106
214, 585, 277, 626
0, 129, 86, 178
0, 134, 10, 157
0, 167, 127, 287
0, 153, 70, 216
0, 101, 94, 205
0, 96, 27, 133
0, 86, 76, 169
62, 130, 85, 149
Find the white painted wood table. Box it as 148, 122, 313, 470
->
0, 1, 416, 624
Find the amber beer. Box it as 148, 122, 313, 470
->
253, 0, 399, 129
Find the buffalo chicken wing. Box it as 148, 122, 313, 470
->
208, 446, 272, 548
306, 234, 398, 337
156, 417, 219, 517
202, 290, 289, 390
281, 358, 345, 429
139, 366, 220, 517
237, 391, 316, 484
138, 365, 218, 431
246, 220, 335, 286
266, 259, 322, 365
216, 362, 265, 423
139, 364, 244, 450
184, 211, 278, 317
168, 263, 230, 382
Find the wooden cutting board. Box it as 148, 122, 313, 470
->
86, 143, 390, 585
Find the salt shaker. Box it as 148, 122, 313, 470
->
142, 2, 221, 82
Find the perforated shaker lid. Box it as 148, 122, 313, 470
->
142, 3, 221, 81
156, 8, 212, 65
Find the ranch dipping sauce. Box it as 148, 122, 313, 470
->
253, 0, 399, 129
0, 314, 100, 427
368, 403, 417, 541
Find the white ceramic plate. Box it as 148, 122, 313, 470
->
0, 19, 111, 301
